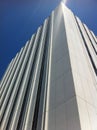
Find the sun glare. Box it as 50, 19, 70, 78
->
62, 0, 68, 5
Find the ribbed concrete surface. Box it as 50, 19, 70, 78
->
0, 2, 97, 130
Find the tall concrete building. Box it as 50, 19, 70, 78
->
0, 2, 97, 130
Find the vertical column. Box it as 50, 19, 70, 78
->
23, 19, 48, 130
0, 59, 13, 91
1, 40, 29, 130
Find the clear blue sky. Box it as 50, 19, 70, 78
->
0, 0, 97, 79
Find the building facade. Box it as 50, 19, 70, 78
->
0, 2, 97, 130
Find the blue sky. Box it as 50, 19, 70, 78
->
0, 0, 97, 79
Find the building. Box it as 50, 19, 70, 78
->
0, 2, 97, 130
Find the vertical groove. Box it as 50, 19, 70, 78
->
32, 18, 49, 130
23, 19, 48, 130
90, 31, 97, 44
1, 41, 29, 130
83, 24, 97, 55
0, 56, 18, 101
44, 12, 54, 130
5, 35, 35, 130
16, 28, 41, 130
0, 59, 14, 98
7, 31, 40, 130
0, 47, 24, 121
0, 53, 19, 102
0, 59, 14, 91
75, 16, 97, 75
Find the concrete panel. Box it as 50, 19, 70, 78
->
76, 96, 97, 130
87, 104, 97, 130
55, 70, 75, 108
45, 97, 81, 130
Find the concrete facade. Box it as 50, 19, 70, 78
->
0, 2, 97, 130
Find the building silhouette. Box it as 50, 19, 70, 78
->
0, 2, 97, 130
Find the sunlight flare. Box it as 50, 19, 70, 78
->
62, 0, 68, 5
